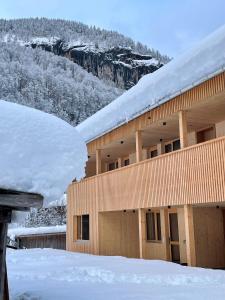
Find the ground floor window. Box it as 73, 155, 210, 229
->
146, 211, 161, 241
74, 214, 89, 241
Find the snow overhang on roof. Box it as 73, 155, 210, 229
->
77, 24, 225, 143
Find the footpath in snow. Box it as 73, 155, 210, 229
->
7, 248, 225, 300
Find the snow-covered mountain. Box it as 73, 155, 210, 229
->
0, 18, 169, 126
0, 42, 122, 125
28, 38, 164, 89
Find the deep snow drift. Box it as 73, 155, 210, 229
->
7, 248, 225, 300
0, 100, 87, 204
77, 24, 225, 142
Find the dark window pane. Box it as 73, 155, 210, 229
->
77, 216, 81, 240
169, 213, 179, 242
108, 162, 115, 171
115, 161, 119, 169
146, 212, 156, 240
151, 149, 158, 158
165, 143, 172, 153
82, 215, 89, 240
173, 139, 181, 151
124, 159, 130, 166
156, 213, 162, 241
171, 245, 180, 263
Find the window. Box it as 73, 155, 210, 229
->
173, 139, 181, 151
147, 148, 158, 159
107, 161, 118, 171
124, 158, 130, 166
150, 149, 158, 158
165, 143, 172, 153
146, 212, 161, 242
165, 139, 180, 153
74, 214, 89, 241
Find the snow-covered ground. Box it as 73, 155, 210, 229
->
7, 249, 225, 300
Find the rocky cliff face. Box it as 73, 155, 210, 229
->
29, 38, 163, 89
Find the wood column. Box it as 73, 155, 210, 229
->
118, 157, 122, 168
138, 209, 145, 259
184, 204, 196, 266
161, 208, 170, 261
136, 130, 143, 163
96, 149, 102, 175
0, 208, 11, 300
157, 142, 165, 155
178, 110, 188, 148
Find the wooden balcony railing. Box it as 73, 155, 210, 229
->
68, 136, 225, 213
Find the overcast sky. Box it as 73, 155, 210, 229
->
0, 0, 225, 57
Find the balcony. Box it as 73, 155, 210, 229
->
68, 136, 225, 212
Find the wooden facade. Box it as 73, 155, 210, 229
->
16, 232, 66, 250
67, 71, 225, 268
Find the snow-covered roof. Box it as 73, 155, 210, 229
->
0, 100, 87, 204
8, 225, 66, 240
77, 25, 225, 143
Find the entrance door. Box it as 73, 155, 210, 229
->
169, 213, 180, 263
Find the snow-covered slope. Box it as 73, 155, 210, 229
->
77, 24, 225, 142
0, 42, 122, 126
0, 100, 87, 203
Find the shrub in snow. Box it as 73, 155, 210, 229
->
0, 100, 87, 204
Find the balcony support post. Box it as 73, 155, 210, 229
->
157, 142, 165, 155
161, 208, 170, 261
138, 208, 145, 259
96, 149, 102, 175
184, 204, 196, 266
178, 110, 188, 148
136, 130, 143, 162
118, 157, 122, 168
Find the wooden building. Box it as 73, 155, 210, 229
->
67, 27, 225, 268
8, 225, 66, 250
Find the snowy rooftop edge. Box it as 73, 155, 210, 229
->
77, 24, 225, 143
8, 225, 66, 239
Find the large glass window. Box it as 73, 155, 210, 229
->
146, 212, 162, 242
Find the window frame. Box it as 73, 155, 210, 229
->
107, 160, 119, 171
164, 138, 181, 153
73, 214, 90, 241
146, 211, 162, 243
147, 146, 158, 159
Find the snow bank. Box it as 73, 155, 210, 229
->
7, 249, 225, 300
0, 100, 87, 204
77, 24, 225, 142
8, 225, 66, 240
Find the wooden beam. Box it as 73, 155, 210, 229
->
138, 209, 145, 259
136, 130, 143, 163
96, 149, 102, 175
184, 204, 196, 266
0, 222, 8, 299
161, 208, 170, 261
118, 158, 122, 168
178, 110, 188, 148
157, 142, 165, 155
0, 189, 43, 210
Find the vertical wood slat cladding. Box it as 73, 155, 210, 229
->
87, 72, 225, 153
67, 177, 99, 254
67, 136, 225, 253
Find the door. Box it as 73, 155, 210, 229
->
169, 212, 180, 263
